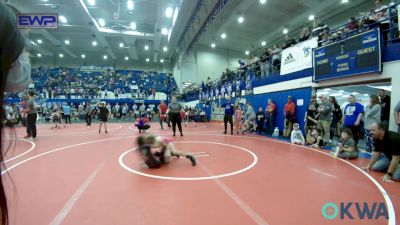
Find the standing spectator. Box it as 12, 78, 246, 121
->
271, 44, 282, 73
256, 106, 265, 134
168, 96, 184, 137
22, 91, 38, 140
362, 122, 400, 182
222, 97, 235, 135
373, 0, 390, 44
364, 95, 381, 152
395, 100, 400, 133
283, 96, 296, 138
342, 95, 364, 144
311, 18, 330, 38
158, 100, 168, 129
305, 103, 318, 139
378, 89, 391, 124
283, 35, 297, 49
265, 98, 276, 134
85, 103, 93, 126
329, 96, 342, 139
298, 26, 311, 42
316, 95, 332, 145
260, 49, 270, 77
242, 102, 256, 134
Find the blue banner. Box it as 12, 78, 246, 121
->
313, 28, 382, 81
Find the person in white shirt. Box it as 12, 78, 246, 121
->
291, 123, 305, 145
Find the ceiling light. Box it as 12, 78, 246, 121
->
98, 18, 105, 27
30, 41, 37, 46
103, 55, 108, 60
261, 41, 266, 46
283, 28, 288, 34
59, 53, 64, 58
245, 50, 250, 55
37, 53, 42, 57
125, 56, 129, 60
339, 90, 344, 93
165, 7, 173, 17
59, 15, 67, 23
323, 88, 331, 91
144, 45, 149, 50
161, 28, 168, 35
160, 59, 164, 63
88, 0, 95, 6
308, 15, 315, 21
364, 94, 369, 96
130, 22, 136, 29
127, 0, 134, 10
352, 92, 360, 95
146, 58, 150, 62
260, 0, 267, 4
92, 41, 97, 46
64, 39, 70, 45
163, 46, 168, 52
341, 0, 349, 4
211, 43, 216, 48
37, 39, 43, 44
221, 33, 226, 39
238, 16, 244, 23
81, 54, 86, 58
119, 42, 124, 48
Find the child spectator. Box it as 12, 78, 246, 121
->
333, 128, 358, 159
291, 123, 305, 145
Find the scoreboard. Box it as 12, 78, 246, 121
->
313, 28, 382, 81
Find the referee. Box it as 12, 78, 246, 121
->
223, 96, 235, 135
168, 96, 183, 136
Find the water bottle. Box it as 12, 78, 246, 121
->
272, 127, 279, 137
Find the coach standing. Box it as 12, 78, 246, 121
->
223, 96, 235, 135
168, 96, 183, 136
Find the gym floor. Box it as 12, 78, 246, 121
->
2, 122, 399, 225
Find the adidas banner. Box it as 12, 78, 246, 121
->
280, 37, 318, 75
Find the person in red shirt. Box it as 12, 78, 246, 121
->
265, 98, 276, 134
158, 100, 168, 129
283, 96, 296, 137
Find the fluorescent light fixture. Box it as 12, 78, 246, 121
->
146, 58, 150, 62
341, 0, 349, 4
30, 40, 38, 46
308, 15, 315, 21
64, 39, 70, 45
342, 95, 350, 98
37, 39, 43, 44
161, 27, 168, 35
245, 50, 250, 55
98, 18, 105, 27
283, 28, 288, 34
130, 22, 136, 30
125, 56, 129, 60
165, 7, 173, 17
160, 59, 164, 63
119, 42, 124, 48
261, 41, 266, 46
364, 94, 369, 96
92, 41, 97, 46
59, 53, 64, 58
144, 45, 149, 50
260, 0, 267, 4
330, 93, 343, 97
37, 53, 42, 57
127, 0, 134, 10
221, 33, 226, 39
318, 91, 329, 95
103, 55, 108, 59
339, 90, 344, 93
81, 54, 86, 58
323, 88, 331, 91
88, 0, 95, 6
352, 92, 360, 95
59, 15, 67, 23
163, 46, 168, 52
238, 16, 244, 23
211, 43, 216, 48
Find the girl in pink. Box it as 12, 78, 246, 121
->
235, 104, 243, 135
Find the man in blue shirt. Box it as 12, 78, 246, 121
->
342, 95, 364, 144
63, 104, 72, 124
223, 97, 235, 135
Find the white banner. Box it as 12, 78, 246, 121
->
79, 65, 114, 72
280, 37, 318, 75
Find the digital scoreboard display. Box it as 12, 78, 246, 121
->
313, 28, 382, 81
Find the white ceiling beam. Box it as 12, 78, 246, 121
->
123, 37, 138, 60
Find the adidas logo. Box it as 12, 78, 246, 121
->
283, 53, 295, 65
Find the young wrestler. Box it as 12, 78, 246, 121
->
136, 134, 196, 168
50, 109, 61, 129
234, 105, 243, 135
135, 115, 150, 133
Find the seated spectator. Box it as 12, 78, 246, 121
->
283, 35, 297, 49
298, 26, 311, 42
311, 18, 330, 38
291, 123, 305, 145
333, 128, 358, 159
309, 128, 323, 149
345, 17, 359, 34
271, 44, 282, 73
